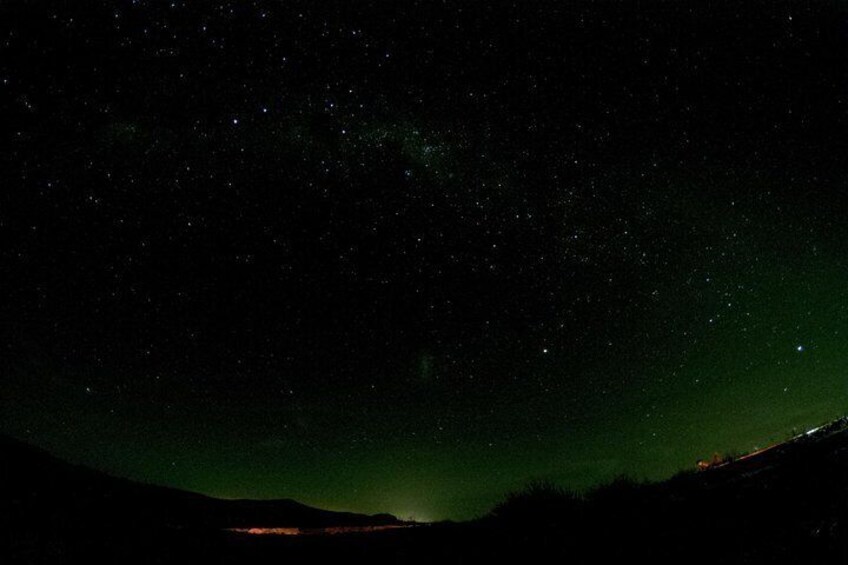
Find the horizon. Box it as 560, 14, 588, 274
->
7, 414, 842, 521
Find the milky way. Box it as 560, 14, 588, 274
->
2, 1, 848, 519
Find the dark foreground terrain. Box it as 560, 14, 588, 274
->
3, 419, 848, 564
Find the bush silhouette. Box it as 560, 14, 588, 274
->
491, 480, 582, 526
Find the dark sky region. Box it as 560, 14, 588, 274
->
2, 0, 848, 520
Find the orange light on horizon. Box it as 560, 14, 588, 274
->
227, 525, 413, 536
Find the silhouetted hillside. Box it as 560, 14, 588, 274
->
485, 417, 848, 564
4, 420, 848, 564
0, 434, 399, 531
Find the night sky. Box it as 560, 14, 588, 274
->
3, 1, 848, 520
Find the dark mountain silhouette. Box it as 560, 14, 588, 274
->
0, 434, 401, 562
481, 417, 848, 564
4, 419, 848, 564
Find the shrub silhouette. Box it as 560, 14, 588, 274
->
491, 480, 582, 526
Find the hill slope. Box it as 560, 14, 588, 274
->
487, 417, 848, 564
3, 420, 848, 564
0, 435, 399, 531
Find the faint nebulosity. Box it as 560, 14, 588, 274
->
2, 1, 847, 520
